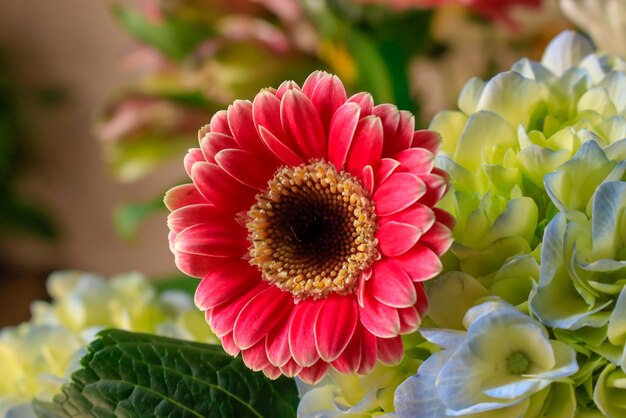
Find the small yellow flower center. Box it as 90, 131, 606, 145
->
507, 351, 530, 375
247, 161, 378, 299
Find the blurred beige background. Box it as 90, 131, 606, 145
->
0, 1, 185, 324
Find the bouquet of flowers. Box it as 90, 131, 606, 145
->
3, 1, 626, 418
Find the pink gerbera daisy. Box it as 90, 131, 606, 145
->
165, 71, 454, 383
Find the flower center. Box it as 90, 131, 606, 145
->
247, 161, 378, 299
507, 351, 530, 375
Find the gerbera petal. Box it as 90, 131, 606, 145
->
289, 299, 324, 367
374, 158, 401, 186
228, 100, 274, 159
347, 92, 373, 115
167, 204, 224, 234
398, 306, 421, 334
395, 148, 435, 175
331, 326, 362, 374
377, 336, 403, 365
253, 89, 287, 141
262, 364, 282, 380
220, 332, 240, 356
241, 340, 271, 371
164, 184, 207, 211
215, 148, 276, 190
191, 162, 256, 213
345, 116, 384, 176
194, 260, 259, 310
387, 110, 414, 155
174, 251, 221, 279
328, 102, 360, 170
298, 361, 330, 384
373, 173, 426, 216
233, 286, 292, 350
310, 74, 348, 130
266, 315, 292, 367
376, 221, 422, 257
281, 89, 327, 159
415, 282, 429, 317
434, 207, 456, 231
370, 259, 417, 308
315, 295, 358, 362
380, 204, 436, 232
412, 130, 442, 154
394, 243, 443, 282
200, 132, 238, 164
359, 289, 401, 338
184, 148, 205, 177
357, 327, 378, 374
276, 80, 301, 99
420, 222, 453, 256
259, 126, 304, 166
302, 70, 328, 97
174, 222, 247, 257
361, 165, 374, 195
418, 172, 448, 207
374, 104, 401, 150
280, 359, 303, 378
210, 110, 232, 136
209, 283, 268, 337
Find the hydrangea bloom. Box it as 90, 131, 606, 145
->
166, 70, 453, 383
0, 271, 215, 418
394, 301, 579, 418
386, 29, 626, 418
529, 141, 626, 330
431, 31, 626, 319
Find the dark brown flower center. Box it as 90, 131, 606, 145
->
247, 161, 378, 298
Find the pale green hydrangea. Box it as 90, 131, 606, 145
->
0, 271, 217, 418
435, 30, 626, 264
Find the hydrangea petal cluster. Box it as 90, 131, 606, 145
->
0, 271, 215, 418
530, 140, 626, 331
394, 301, 579, 418
166, 70, 453, 383
431, 30, 626, 307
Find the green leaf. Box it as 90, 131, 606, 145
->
114, 196, 166, 241
111, 5, 215, 61
33, 329, 299, 418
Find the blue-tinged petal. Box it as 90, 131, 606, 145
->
394, 352, 450, 418
592, 181, 626, 260
437, 342, 507, 414
481, 375, 543, 400
462, 300, 521, 329
530, 214, 609, 329
420, 329, 466, 350
541, 31, 595, 77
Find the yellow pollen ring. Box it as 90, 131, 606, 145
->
247, 161, 378, 299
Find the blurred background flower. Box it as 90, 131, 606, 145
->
0, 271, 217, 418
